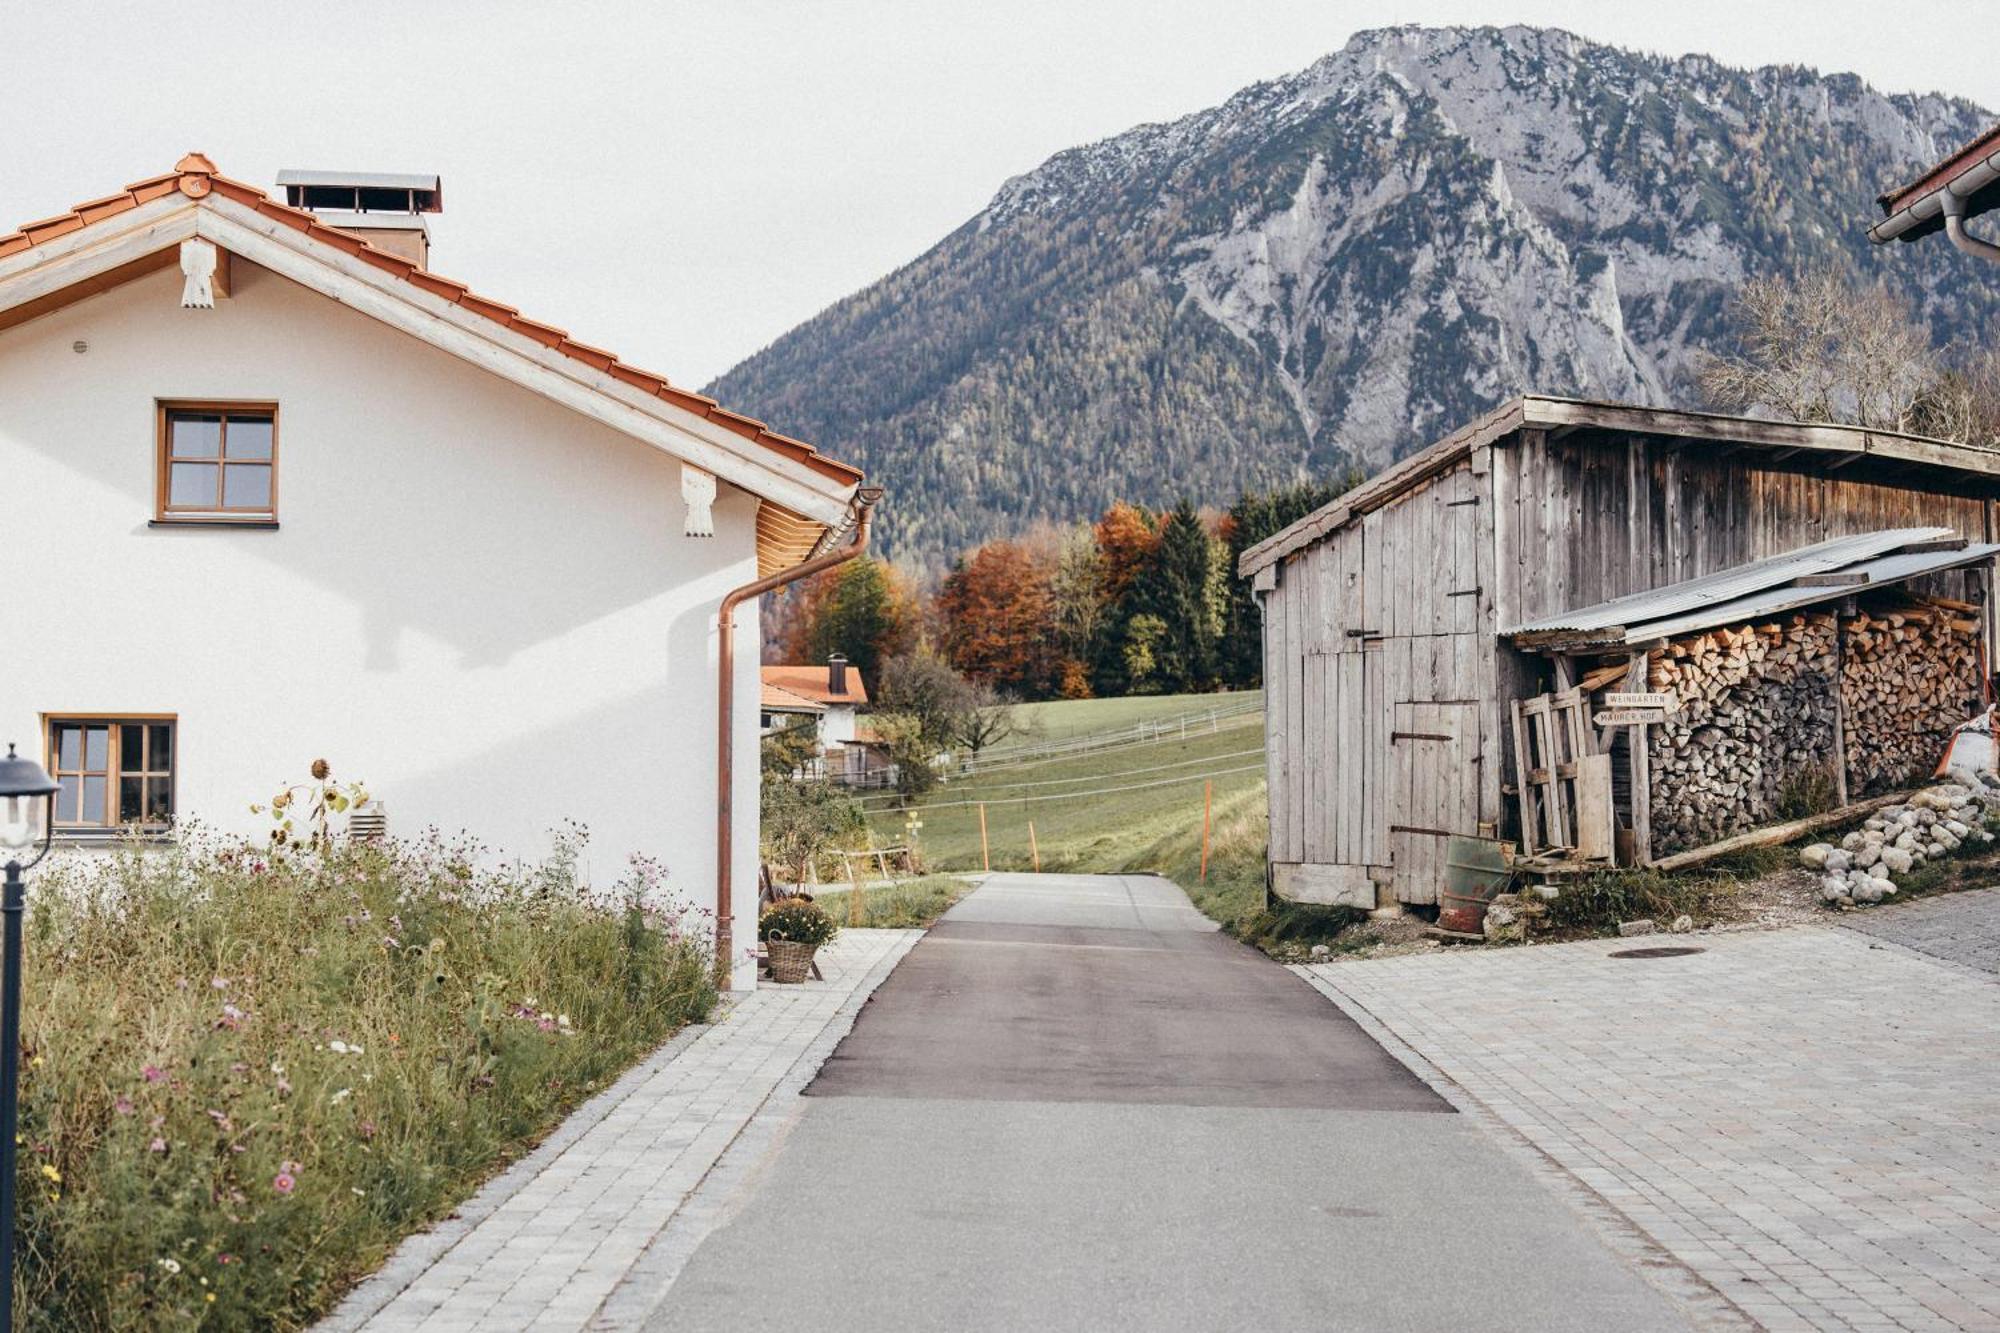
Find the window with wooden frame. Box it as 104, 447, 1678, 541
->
44, 718, 176, 831
156, 402, 278, 522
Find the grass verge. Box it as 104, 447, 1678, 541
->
1132, 780, 1366, 955
17, 829, 713, 1330
810, 875, 977, 929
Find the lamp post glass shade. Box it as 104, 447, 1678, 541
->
0, 744, 58, 854
0, 744, 56, 1333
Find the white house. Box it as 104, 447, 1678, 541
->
760, 656, 882, 781
0, 154, 873, 989
760, 657, 865, 744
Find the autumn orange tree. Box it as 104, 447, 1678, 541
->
1093, 502, 1160, 606
936, 541, 1059, 697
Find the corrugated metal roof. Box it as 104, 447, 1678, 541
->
1507, 529, 1996, 647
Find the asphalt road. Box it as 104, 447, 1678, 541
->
656, 874, 1695, 1332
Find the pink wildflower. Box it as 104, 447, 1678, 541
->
211, 977, 229, 991
272, 1171, 296, 1195
113, 1095, 134, 1116
147, 1137, 167, 1153
141, 1065, 165, 1084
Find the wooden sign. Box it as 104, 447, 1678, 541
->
1594, 707, 1669, 727
1603, 691, 1675, 710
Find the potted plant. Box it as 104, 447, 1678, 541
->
759, 895, 837, 984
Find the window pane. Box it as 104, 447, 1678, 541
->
150, 725, 173, 773
84, 727, 109, 772
57, 727, 80, 771
119, 777, 143, 824
121, 725, 143, 772
170, 462, 219, 507
146, 779, 174, 822
57, 776, 78, 823
226, 416, 273, 460
169, 413, 222, 459
82, 775, 106, 824
223, 464, 272, 510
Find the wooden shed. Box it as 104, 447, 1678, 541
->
1238, 396, 2000, 911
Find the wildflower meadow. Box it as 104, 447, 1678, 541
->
9, 824, 715, 1329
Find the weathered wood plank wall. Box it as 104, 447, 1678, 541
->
1268, 459, 1493, 904
1504, 431, 1991, 621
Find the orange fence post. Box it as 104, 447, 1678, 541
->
1028, 821, 1040, 873
979, 803, 990, 872
1200, 780, 1213, 882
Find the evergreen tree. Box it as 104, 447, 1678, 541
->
779, 557, 917, 693
1125, 500, 1223, 693
1217, 475, 1357, 687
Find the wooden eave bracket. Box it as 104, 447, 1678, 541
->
681, 463, 717, 537
178, 238, 222, 307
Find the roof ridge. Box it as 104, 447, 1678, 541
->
0, 154, 862, 489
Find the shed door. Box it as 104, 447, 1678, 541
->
1388, 701, 1480, 905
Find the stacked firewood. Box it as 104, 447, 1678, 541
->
1640, 614, 1842, 853
1840, 599, 1984, 796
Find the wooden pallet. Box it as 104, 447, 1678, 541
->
1511, 688, 1594, 856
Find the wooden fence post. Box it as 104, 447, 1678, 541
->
979, 803, 990, 872
847, 850, 865, 927
1028, 821, 1040, 873
1200, 779, 1213, 882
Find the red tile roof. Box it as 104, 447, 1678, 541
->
0, 154, 863, 488
760, 664, 869, 706
760, 680, 827, 713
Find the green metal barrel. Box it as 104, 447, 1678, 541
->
1440, 835, 1514, 934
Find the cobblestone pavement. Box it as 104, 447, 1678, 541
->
322, 928, 921, 1332
1301, 927, 2000, 1333
1840, 887, 2000, 976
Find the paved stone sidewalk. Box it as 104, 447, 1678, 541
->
1301, 928, 2000, 1333
1841, 886, 2000, 977
323, 928, 921, 1332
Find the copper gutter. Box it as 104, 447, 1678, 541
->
714, 487, 881, 988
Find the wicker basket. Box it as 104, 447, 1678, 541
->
766, 939, 817, 984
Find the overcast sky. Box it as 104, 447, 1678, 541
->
7, 1, 1995, 387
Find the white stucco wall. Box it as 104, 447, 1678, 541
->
820, 703, 857, 747
0, 260, 766, 986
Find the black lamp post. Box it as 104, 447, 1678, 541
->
0, 743, 56, 1333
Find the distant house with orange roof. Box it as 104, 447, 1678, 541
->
0, 154, 873, 989
760, 656, 891, 784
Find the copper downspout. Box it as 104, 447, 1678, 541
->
714, 487, 881, 988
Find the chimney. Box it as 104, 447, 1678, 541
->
827, 654, 849, 697
276, 169, 443, 269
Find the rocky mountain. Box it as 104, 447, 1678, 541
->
708, 25, 1996, 569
